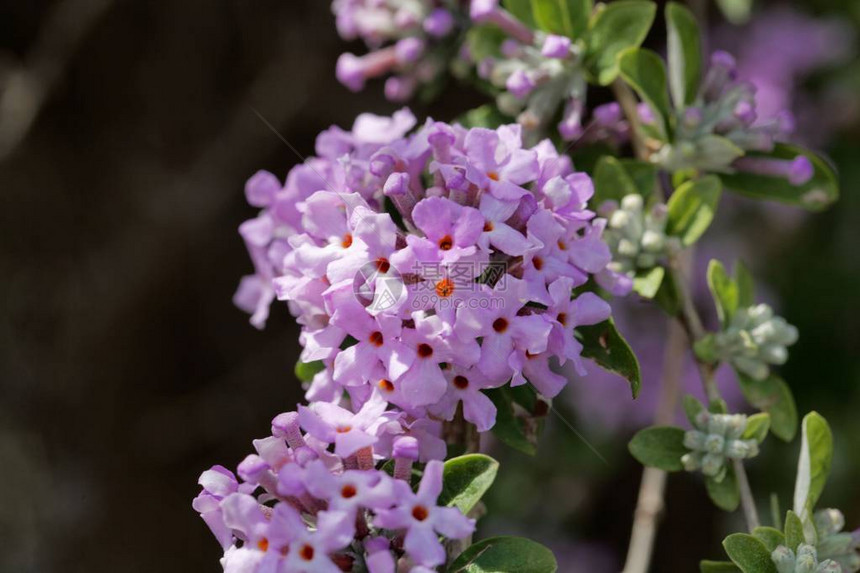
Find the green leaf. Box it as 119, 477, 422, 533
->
722, 533, 778, 573
439, 454, 499, 514
736, 373, 798, 442
633, 266, 665, 299
618, 48, 672, 136
792, 412, 833, 518
618, 159, 658, 198
666, 2, 702, 107
576, 318, 641, 398
666, 175, 722, 246
784, 510, 805, 550
294, 360, 324, 382
701, 561, 742, 573
486, 387, 537, 455
683, 395, 706, 427
752, 527, 785, 553
466, 24, 508, 62
448, 536, 558, 572
742, 413, 771, 443
716, 0, 752, 24
504, 0, 537, 27
707, 465, 740, 512
735, 260, 755, 308
628, 426, 687, 471
654, 268, 681, 316
530, 0, 591, 38
720, 144, 839, 212
593, 156, 639, 204
584, 1, 657, 85
707, 259, 739, 328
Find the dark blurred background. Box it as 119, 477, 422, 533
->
0, 1, 858, 572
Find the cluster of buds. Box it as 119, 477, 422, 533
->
772, 544, 842, 573
333, 0, 461, 101
653, 51, 814, 186
468, 0, 592, 139
194, 407, 474, 571
712, 303, 799, 381
599, 194, 679, 276
681, 411, 759, 480
815, 509, 860, 572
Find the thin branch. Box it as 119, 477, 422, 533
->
733, 459, 761, 531
611, 79, 650, 162
622, 317, 688, 573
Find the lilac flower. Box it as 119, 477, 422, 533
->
193, 466, 244, 549
298, 392, 389, 459
374, 460, 476, 567
332, 0, 462, 101
463, 126, 540, 200
429, 365, 504, 431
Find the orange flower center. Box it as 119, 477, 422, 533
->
257, 538, 269, 552
532, 256, 544, 271
336, 425, 352, 433
557, 313, 567, 326
487, 171, 500, 181
341, 484, 357, 498
299, 544, 315, 561
417, 343, 434, 358
369, 331, 384, 347
412, 505, 429, 521
375, 257, 391, 273
438, 235, 454, 251
453, 375, 469, 389
493, 317, 509, 333
378, 378, 394, 392
435, 278, 455, 298
341, 233, 353, 248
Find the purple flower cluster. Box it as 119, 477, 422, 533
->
216, 109, 622, 569
333, 0, 460, 101
235, 109, 619, 428
194, 408, 473, 571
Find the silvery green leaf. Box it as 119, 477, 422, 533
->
793, 412, 833, 521
707, 259, 739, 328
752, 527, 785, 553
530, 0, 591, 38
742, 413, 771, 444
585, 2, 657, 85
666, 2, 702, 106
707, 464, 740, 511
448, 536, 558, 572
629, 426, 687, 471
666, 175, 722, 246
618, 47, 672, 136
439, 454, 499, 514
784, 510, 806, 550
722, 533, 779, 573
736, 373, 798, 442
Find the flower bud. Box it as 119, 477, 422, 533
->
816, 560, 843, 573
702, 453, 725, 477
684, 430, 707, 450
682, 452, 703, 472
815, 509, 846, 536
772, 545, 797, 573
704, 434, 726, 454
